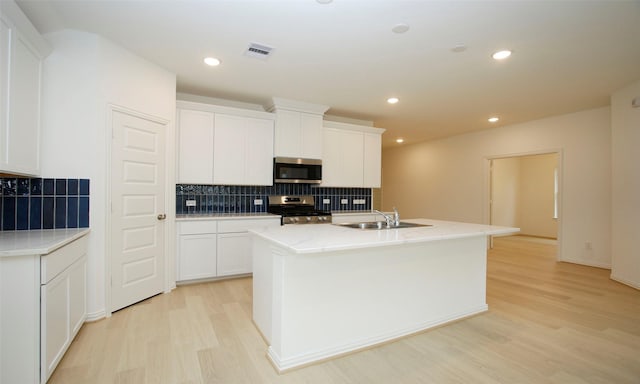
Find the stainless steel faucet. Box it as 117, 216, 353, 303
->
374, 207, 400, 228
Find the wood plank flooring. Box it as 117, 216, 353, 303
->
48, 236, 640, 384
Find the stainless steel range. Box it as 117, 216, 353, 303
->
267, 195, 331, 225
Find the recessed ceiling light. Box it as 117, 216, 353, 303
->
396, 138, 404, 143
492, 50, 512, 60
488, 116, 500, 123
392, 23, 410, 34
204, 57, 221, 66
387, 97, 399, 104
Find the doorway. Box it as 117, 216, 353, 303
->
489, 152, 561, 258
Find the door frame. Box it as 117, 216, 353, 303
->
104, 104, 175, 316
483, 148, 563, 261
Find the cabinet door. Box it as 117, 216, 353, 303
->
363, 132, 382, 188
1, 31, 42, 175
273, 110, 301, 158
177, 233, 217, 281
217, 232, 252, 276
177, 109, 214, 184
300, 113, 323, 159
41, 270, 70, 383
213, 114, 246, 185
245, 117, 274, 185
68, 256, 87, 336
322, 128, 364, 187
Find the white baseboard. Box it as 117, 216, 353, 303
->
85, 309, 106, 322
560, 258, 611, 269
610, 274, 640, 290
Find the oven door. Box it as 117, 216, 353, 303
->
274, 157, 322, 184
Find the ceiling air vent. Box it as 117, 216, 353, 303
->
245, 42, 275, 60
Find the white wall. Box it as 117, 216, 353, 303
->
491, 157, 520, 228
383, 107, 611, 268
40, 30, 176, 319
611, 80, 640, 289
518, 154, 558, 238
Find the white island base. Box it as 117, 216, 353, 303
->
252, 219, 518, 372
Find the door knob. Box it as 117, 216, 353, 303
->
157, 213, 167, 220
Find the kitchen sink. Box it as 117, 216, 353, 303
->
335, 221, 432, 230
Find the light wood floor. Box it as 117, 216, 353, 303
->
49, 236, 640, 384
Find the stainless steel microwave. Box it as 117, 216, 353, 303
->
273, 157, 322, 184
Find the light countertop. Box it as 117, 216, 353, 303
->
176, 212, 280, 221
250, 218, 519, 254
0, 228, 91, 258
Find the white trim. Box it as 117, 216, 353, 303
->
610, 274, 640, 290
484, 149, 563, 261
323, 120, 386, 134
267, 97, 329, 115
176, 100, 275, 120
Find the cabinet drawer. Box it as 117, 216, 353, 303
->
218, 218, 281, 233
41, 235, 88, 284
178, 220, 218, 235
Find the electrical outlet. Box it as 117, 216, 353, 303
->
186, 199, 196, 207
323, 199, 331, 204
254, 199, 263, 206
341, 199, 348, 205
353, 199, 366, 205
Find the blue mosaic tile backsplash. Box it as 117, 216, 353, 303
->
176, 184, 372, 215
0, 177, 90, 231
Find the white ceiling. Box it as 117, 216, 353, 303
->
16, 0, 640, 147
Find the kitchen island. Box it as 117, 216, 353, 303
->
250, 219, 519, 372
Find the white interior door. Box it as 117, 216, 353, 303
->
111, 110, 166, 312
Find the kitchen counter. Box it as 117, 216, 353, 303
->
0, 228, 91, 257
176, 212, 279, 221
251, 218, 518, 372
250, 218, 517, 254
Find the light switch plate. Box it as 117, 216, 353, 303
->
254, 199, 263, 205
341, 199, 348, 205
323, 199, 331, 204
186, 199, 196, 207
353, 199, 366, 205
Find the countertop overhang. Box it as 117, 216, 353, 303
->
0, 228, 91, 257
250, 218, 519, 254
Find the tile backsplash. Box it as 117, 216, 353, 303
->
1, 177, 90, 231
176, 184, 372, 215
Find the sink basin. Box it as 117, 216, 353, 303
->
335, 221, 432, 230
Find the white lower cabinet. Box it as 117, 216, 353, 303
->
177, 217, 280, 282
40, 236, 88, 383
0, 232, 88, 384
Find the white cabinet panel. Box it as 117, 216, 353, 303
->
300, 113, 323, 159
217, 232, 252, 276
177, 233, 217, 280
274, 110, 323, 159
213, 114, 246, 185
0, 2, 48, 176
213, 114, 274, 186
41, 272, 69, 382
177, 109, 215, 184
363, 132, 382, 188
322, 128, 364, 187
245, 117, 274, 185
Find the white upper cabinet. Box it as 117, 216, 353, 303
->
176, 100, 275, 186
268, 97, 329, 160
177, 109, 215, 184
213, 113, 274, 185
363, 132, 382, 188
0, 1, 51, 176
321, 121, 385, 188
